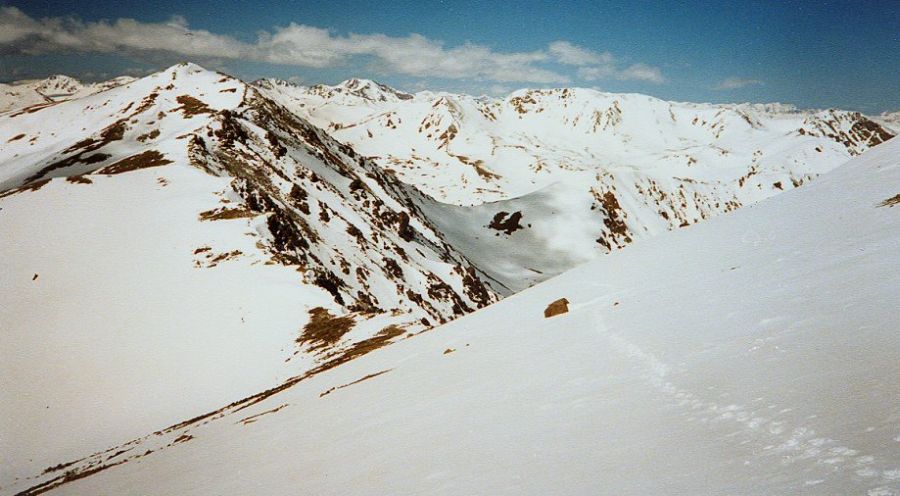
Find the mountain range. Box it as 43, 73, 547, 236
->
1, 64, 897, 495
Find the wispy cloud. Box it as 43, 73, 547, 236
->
617, 63, 667, 84
715, 77, 763, 90
577, 62, 665, 84
0, 7, 665, 85
547, 41, 613, 66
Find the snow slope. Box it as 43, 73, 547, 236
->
9, 125, 898, 495
0, 165, 334, 484
258, 80, 894, 288
0, 64, 499, 485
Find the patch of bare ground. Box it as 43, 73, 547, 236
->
544, 298, 569, 318
194, 249, 242, 268
453, 154, 501, 180
877, 194, 900, 208
172, 434, 193, 444
198, 206, 257, 221
297, 307, 357, 353
136, 129, 160, 142
238, 404, 288, 425
97, 151, 173, 175
0, 178, 51, 199
24, 152, 110, 184
172, 95, 213, 117
319, 369, 392, 397
8, 133, 25, 142
65, 175, 93, 185
131, 91, 159, 116
9, 102, 60, 118
331, 325, 406, 364
488, 211, 523, 235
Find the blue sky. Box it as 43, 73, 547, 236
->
1, 0, 897, 112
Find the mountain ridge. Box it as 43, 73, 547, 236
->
256, 76, 893, 287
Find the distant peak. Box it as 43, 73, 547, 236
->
161, 62, 212, 77
43, 74, 78, 82
253, 78, 304, 90
331, 78, 413, 101
340, 78, 367, 88
34, 74, 83, 95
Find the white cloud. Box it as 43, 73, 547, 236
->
578, 62, 665, 84
715, 77, 763, 90
577, 66, 615, 80
617, 63, 666, 83
0, 6, 665, 86
548, 41, 613, 66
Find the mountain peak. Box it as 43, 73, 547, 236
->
32, 74, 83, 96
327, 78, 413, 102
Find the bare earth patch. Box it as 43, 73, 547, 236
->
238, 404, 288, 425
877, 194, 900, 208
319, 369, 392, 397
173, 95, 213, 117
297, 307, 356, 353
194, 250, 243, 268
488, 211, 524, 235
65, 175, 93, 185
198, 206, 257, 221
97, 151, 173, 175
0, 178, 51, 199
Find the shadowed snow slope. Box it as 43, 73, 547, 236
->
8, 134, 898, 494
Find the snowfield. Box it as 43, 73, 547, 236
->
0, 166, 333, 482
4, 114, 898, 495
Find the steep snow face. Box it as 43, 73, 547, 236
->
9, 129, 898, 496
0, 75, 136, 114
0, 64, 498, 484
258, 82, 894, 287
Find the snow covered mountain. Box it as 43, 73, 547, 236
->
2, 63, 897, 495
0, 63, 499, 486
6, 112, 899, 496
0, 75, 136, 114
257, 79, 894, 288
875, 110, 900, 133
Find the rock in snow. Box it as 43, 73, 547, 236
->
543, 297, 569, 318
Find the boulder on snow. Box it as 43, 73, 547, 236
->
544, 298, 569, 318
